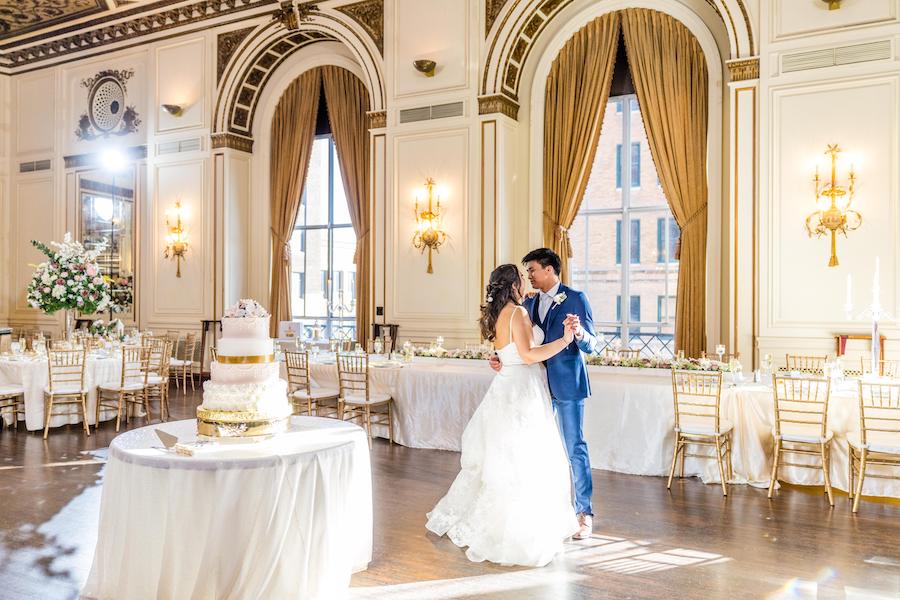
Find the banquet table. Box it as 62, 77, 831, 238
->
82, 417, 372, 600
0, 352, 122, 430
297, 355, 899, 498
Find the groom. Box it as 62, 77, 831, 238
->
491, 248, 599, 540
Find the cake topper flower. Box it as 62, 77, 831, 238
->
224, 298, 270, 318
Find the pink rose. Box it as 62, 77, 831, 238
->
86, 264, 99, 277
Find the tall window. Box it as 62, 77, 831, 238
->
568, 94, 679, 357
288, 135, 357, 339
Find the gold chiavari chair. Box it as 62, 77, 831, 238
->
145, 338, 173, 421
170, 332, 198, 393
44, 348, 90, 439
860, 358, 900, 379
285, 351, 340, 417
784, 354, 828, 375
97, 345, 151, 431
849, 381, 900, 512
768, 375, 834, 505
668, 370, 732, 496
0, 384, 25, 431
603, 348, 641, 359
337, 352, 393, 446
209, 346, 218, 363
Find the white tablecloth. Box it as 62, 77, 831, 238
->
0, 354, 122, 430
82, 417, 372, 600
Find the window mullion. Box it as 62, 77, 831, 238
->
621, 95, 632, 347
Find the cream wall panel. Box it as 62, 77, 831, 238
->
10, 178, 56, 318
764, 75, 899, 335
372, 133, 387, 323
147, 159, 211, 325
155, 37, 207, 133
392, 0, 469, 98
771, 0, 898, 41
390, 128, 475, 338
223, 153, 250, 307
14, 73, 55, 157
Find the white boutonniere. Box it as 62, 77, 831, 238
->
552, 292, 567, 306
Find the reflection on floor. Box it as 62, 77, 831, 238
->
0, 386, 898, 599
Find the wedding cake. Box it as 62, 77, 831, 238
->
196, 299, 291, 437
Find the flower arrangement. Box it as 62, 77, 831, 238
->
106, 275, 134, 313
586, 353, 731, 372
26, 234, 111, 315
90, 319, 125, 339
415, 347, 490, 360
224, 298, 269, 318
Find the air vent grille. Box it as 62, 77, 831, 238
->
157, 137, 203, 155
19, 159, 51, 173
399, 101, 465, 124
783, 40, 891, 73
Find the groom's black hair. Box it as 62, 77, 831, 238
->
521, 248, 561, 275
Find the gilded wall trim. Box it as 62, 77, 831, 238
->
486, 0, 513, 37
335, 0, 384, 55
367, 110, 386, 129
211, 132, 254, 153
478, 94, 519, 121
217, 27, 256, 84
727, 57, 759, 81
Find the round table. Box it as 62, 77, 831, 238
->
82, 417, 372, 600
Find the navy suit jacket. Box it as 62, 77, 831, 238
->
522, 283, 598, 401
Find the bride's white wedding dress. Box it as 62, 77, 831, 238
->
425, 312, 578, 567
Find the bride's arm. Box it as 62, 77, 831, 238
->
511, 307, 573, 365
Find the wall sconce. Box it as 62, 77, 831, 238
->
820, 0, 842, 9
806, 144, 861, 267
412, 178, 447, 274
161, 104, 184, 117
163, 200, 189, 277
413, 59, 437, 77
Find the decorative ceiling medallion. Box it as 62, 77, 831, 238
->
76, 69, 141, 141
335, 0, 383, 55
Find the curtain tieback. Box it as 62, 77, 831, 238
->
270, 227, 291, 262
352, 229, 370, 265
673, 204, 707, 260
543, 212, 573, 258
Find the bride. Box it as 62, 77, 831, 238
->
425, 263, 579, 567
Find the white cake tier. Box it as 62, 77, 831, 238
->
216, 337, 274, 358
221, 316, 270, 340
210, 361, 280, 384
200, 378, 291, 417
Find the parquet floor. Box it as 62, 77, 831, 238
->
0, 385, 898, 599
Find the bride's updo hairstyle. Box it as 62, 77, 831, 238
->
479, 263, 523, 341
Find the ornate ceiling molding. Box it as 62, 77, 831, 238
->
478, 94, 519, 121
367, 110, 386, 129
217, 27, 256, 84
334, 0, 383, 56
1, 0, 274, 71
486, 0, 512, 37
211, 132, 254, 153
726, 57, 759, 81
0, 0, 106, 42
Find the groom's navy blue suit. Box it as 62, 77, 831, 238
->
523, 283, 597, 516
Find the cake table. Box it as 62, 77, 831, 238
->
81, 417, 372, 600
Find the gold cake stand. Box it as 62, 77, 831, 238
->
196, 408, 289, 438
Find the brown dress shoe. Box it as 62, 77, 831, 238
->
573, 513, 592, 540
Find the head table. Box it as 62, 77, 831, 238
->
82, 416, 372, 600
0, 352, 123, 430
297, 354, 898, 499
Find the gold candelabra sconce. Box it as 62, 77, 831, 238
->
412, 178, 448, 274
806, 144, 861, 267
821, 0, 842, 10
163, 200, 189, 277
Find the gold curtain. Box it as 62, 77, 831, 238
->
268, 69, 321, 335
322, 66, 371, 345
622, 8, 709, 357
543, 12, 620, 283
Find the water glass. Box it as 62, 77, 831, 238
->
10, 341, 20, 355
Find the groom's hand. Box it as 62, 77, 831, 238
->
489, 353, 502, 372
564, 314, 585, 340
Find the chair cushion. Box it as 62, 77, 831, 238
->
45, 385, 89, 395
292, 387, 340, 400
170, 358, 190, 367
775, 423, 833, 444
342, 392, 392, 405
0, 384, 25, 397
147, 375, 165, 385
677, 417, 733, 436
847, 431, 900, 455
98, 382, 147, 393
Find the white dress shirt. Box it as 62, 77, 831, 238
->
538, 282, 561, 323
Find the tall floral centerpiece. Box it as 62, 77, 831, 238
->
26, 233, 112, 339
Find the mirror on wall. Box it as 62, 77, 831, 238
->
77, 165, 137, 324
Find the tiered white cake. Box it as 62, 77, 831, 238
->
197, 299, 291, 437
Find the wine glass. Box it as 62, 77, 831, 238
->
9, 341, 20, 355
715, 344, 726, 364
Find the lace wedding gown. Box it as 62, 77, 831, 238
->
425, 314, 578, 567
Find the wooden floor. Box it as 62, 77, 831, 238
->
1, 385, 899, 599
